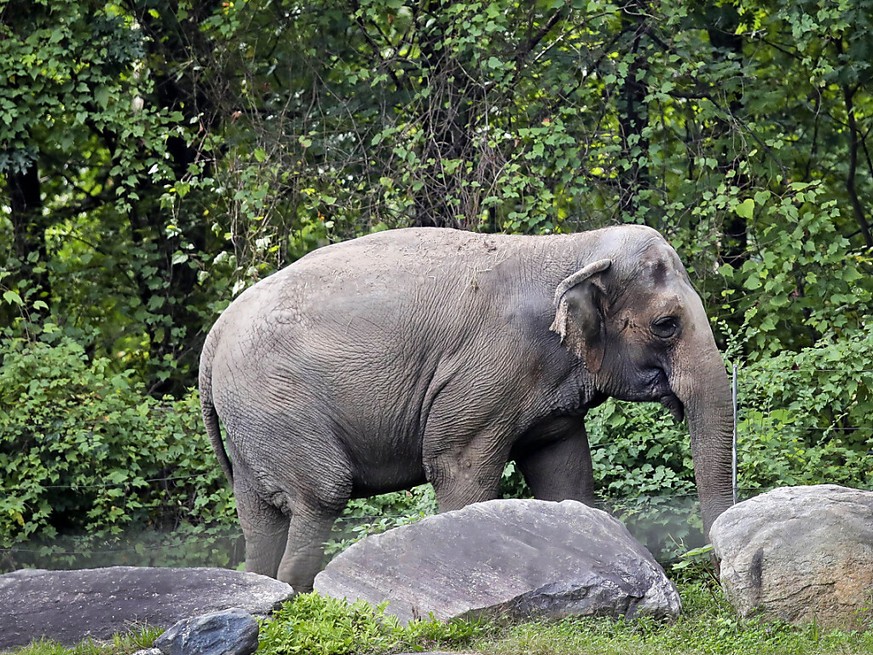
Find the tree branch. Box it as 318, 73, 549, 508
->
348, 0, 407, 92
516, 7, 567, 64
842, 83, 873, 248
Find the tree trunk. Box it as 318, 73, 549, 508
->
412, 1, 477, 229
6, 159, 50, 319
617, 1, 650, 220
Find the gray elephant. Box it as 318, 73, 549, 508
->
199, 225, 733, 592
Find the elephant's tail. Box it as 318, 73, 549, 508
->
199, 334, 234, 487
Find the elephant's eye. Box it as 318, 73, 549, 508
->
651, 316, 679, 339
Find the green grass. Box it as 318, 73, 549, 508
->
257, 591, 484, 655
4, 626, 163, 655
474, 582, 873, 655
4, 582, 873, 655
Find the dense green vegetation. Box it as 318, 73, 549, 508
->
1, 0, 871, 566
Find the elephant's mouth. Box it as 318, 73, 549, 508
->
660, 394, 685, 422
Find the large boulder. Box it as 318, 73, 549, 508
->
711, 485, 873, 629
0, 566, 294, 649
314, 498, 680, 624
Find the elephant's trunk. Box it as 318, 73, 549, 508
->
671, 304, 735, 538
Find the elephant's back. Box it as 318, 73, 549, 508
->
221, 228, 533, 331
272, 227, 529, 291
205, 229, 502, 401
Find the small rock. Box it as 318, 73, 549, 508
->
711, 484, 873, 629
155, 608, 258, 655
131, 649, 163, 655
315, 498, 680, 623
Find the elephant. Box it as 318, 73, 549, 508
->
199, 225, 734, 592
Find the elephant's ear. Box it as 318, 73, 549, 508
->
550, 259, 612, 372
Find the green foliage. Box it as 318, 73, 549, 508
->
0, 332, 235, 552
0, 0, 226, 393
584, 400, 698, 559
0, 0, 144, 174
1, 0, 872, 565
589, 403, 694, 500
258, 592, 483, 655
736, 326, 873, 493
719, 183, 872, 357
670, 544, 720, 588
2, 0, 871, 388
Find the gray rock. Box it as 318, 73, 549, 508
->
132, 650, 163, 655
711, 485, 873, 629
314, 498, 680, 624
154, 608, 258, 655
0, 566, 293, 649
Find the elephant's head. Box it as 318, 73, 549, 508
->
551, 228, 734, 536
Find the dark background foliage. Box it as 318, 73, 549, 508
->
1, 0, 870, 567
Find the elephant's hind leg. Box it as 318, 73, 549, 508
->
274, 443, 352, 593
234, 475, 290, 578
276, 501, 341, 593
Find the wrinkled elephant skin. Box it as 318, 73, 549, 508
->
199, 226, 733, 591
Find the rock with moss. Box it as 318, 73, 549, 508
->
314, 498, 680, 623
711, 484, 873, 630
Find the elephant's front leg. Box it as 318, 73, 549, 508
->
423, 432, 511, 512
515, 418, 594, 504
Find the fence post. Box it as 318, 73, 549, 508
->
732, 362, 738, 505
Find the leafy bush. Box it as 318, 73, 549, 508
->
258, 592, 482, 655
0, 330, 236, 557
586, 400, 699, 559
736, 325, 873, 493
718, 183, 871, 358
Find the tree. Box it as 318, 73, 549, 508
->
2, 0, 871, 392
0, 0, 221, 393
1, 0, 871, 557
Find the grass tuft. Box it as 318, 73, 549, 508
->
3, 625, 163, 655
473, 582, 873, 655
257, 591, 483, 655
